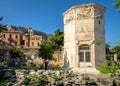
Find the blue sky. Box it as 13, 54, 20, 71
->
0, 0, 120, 47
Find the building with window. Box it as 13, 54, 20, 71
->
22, 34, 42, 49
1, 31, 22, 47
0, 28, 42, 49
63, 3, 105, 72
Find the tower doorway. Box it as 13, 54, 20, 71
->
79, 45, 91, 67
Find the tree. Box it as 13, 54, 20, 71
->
112, 40, 120, 59
112, 46, 120, 58
106, 42, 112, 60
0, 17, 3, 32
10, 47, 24, 58
0, 17, 7, 41
0, 17, 3, 21
48, 29, 63, 50
114, 0, 120, 11
38, 40, 53, 60
0, 17, 7, 32
106, 42, 111, 54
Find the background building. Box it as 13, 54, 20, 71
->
0, 27, 42, 49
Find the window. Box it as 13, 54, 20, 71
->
9, 34, 12, 42
26, 42, 28, 46
21, 40, 25, 45
98, 21, 101, 24
86, 52, 90, 62
79, 52, 84, 62
16, 35, 18, 39
79, 45, 90, 50
37, 42, 39, 46
15, 42, 17, 45
79, 45, 90, 62
32, 42, 34, 46
3, 34, 5, 38
9, 34, 12, 39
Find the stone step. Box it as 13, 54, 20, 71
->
73, 67, 100, 75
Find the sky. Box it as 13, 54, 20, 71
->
0, 0, 120, 47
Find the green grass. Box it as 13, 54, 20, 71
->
0, 79, 9, 86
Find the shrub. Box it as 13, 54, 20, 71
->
50, 64, 62, 70
99, 60, 120, 75
10, 47, 24, 58
99, 60, 111, 74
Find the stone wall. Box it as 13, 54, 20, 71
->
24, 50, 63, 68
50, 50, 63, 66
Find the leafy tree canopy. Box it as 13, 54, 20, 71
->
112, 46, 120, 55
10, 47, 24, 58
112, 40, 120, 58
0, 17, 7, 32
106, 42, 111, 54
38, 40, 53, 60
0, 17, 3, 32
38, 29, 63, 60
48, 29, 63, 50
114, 0, 120, 11
0, 17, 3, 21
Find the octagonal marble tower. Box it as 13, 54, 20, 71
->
63, 3, 105, 69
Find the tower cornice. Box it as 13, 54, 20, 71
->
63, 3, 105, 16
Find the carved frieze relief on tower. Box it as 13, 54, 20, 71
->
75, 6, 94, 20
95, 7, 104, 19
76, 26, 93, 41
64, 6, 94, 25
64, 11, 74, 25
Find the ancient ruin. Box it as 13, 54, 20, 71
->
63, 3, 106, 73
